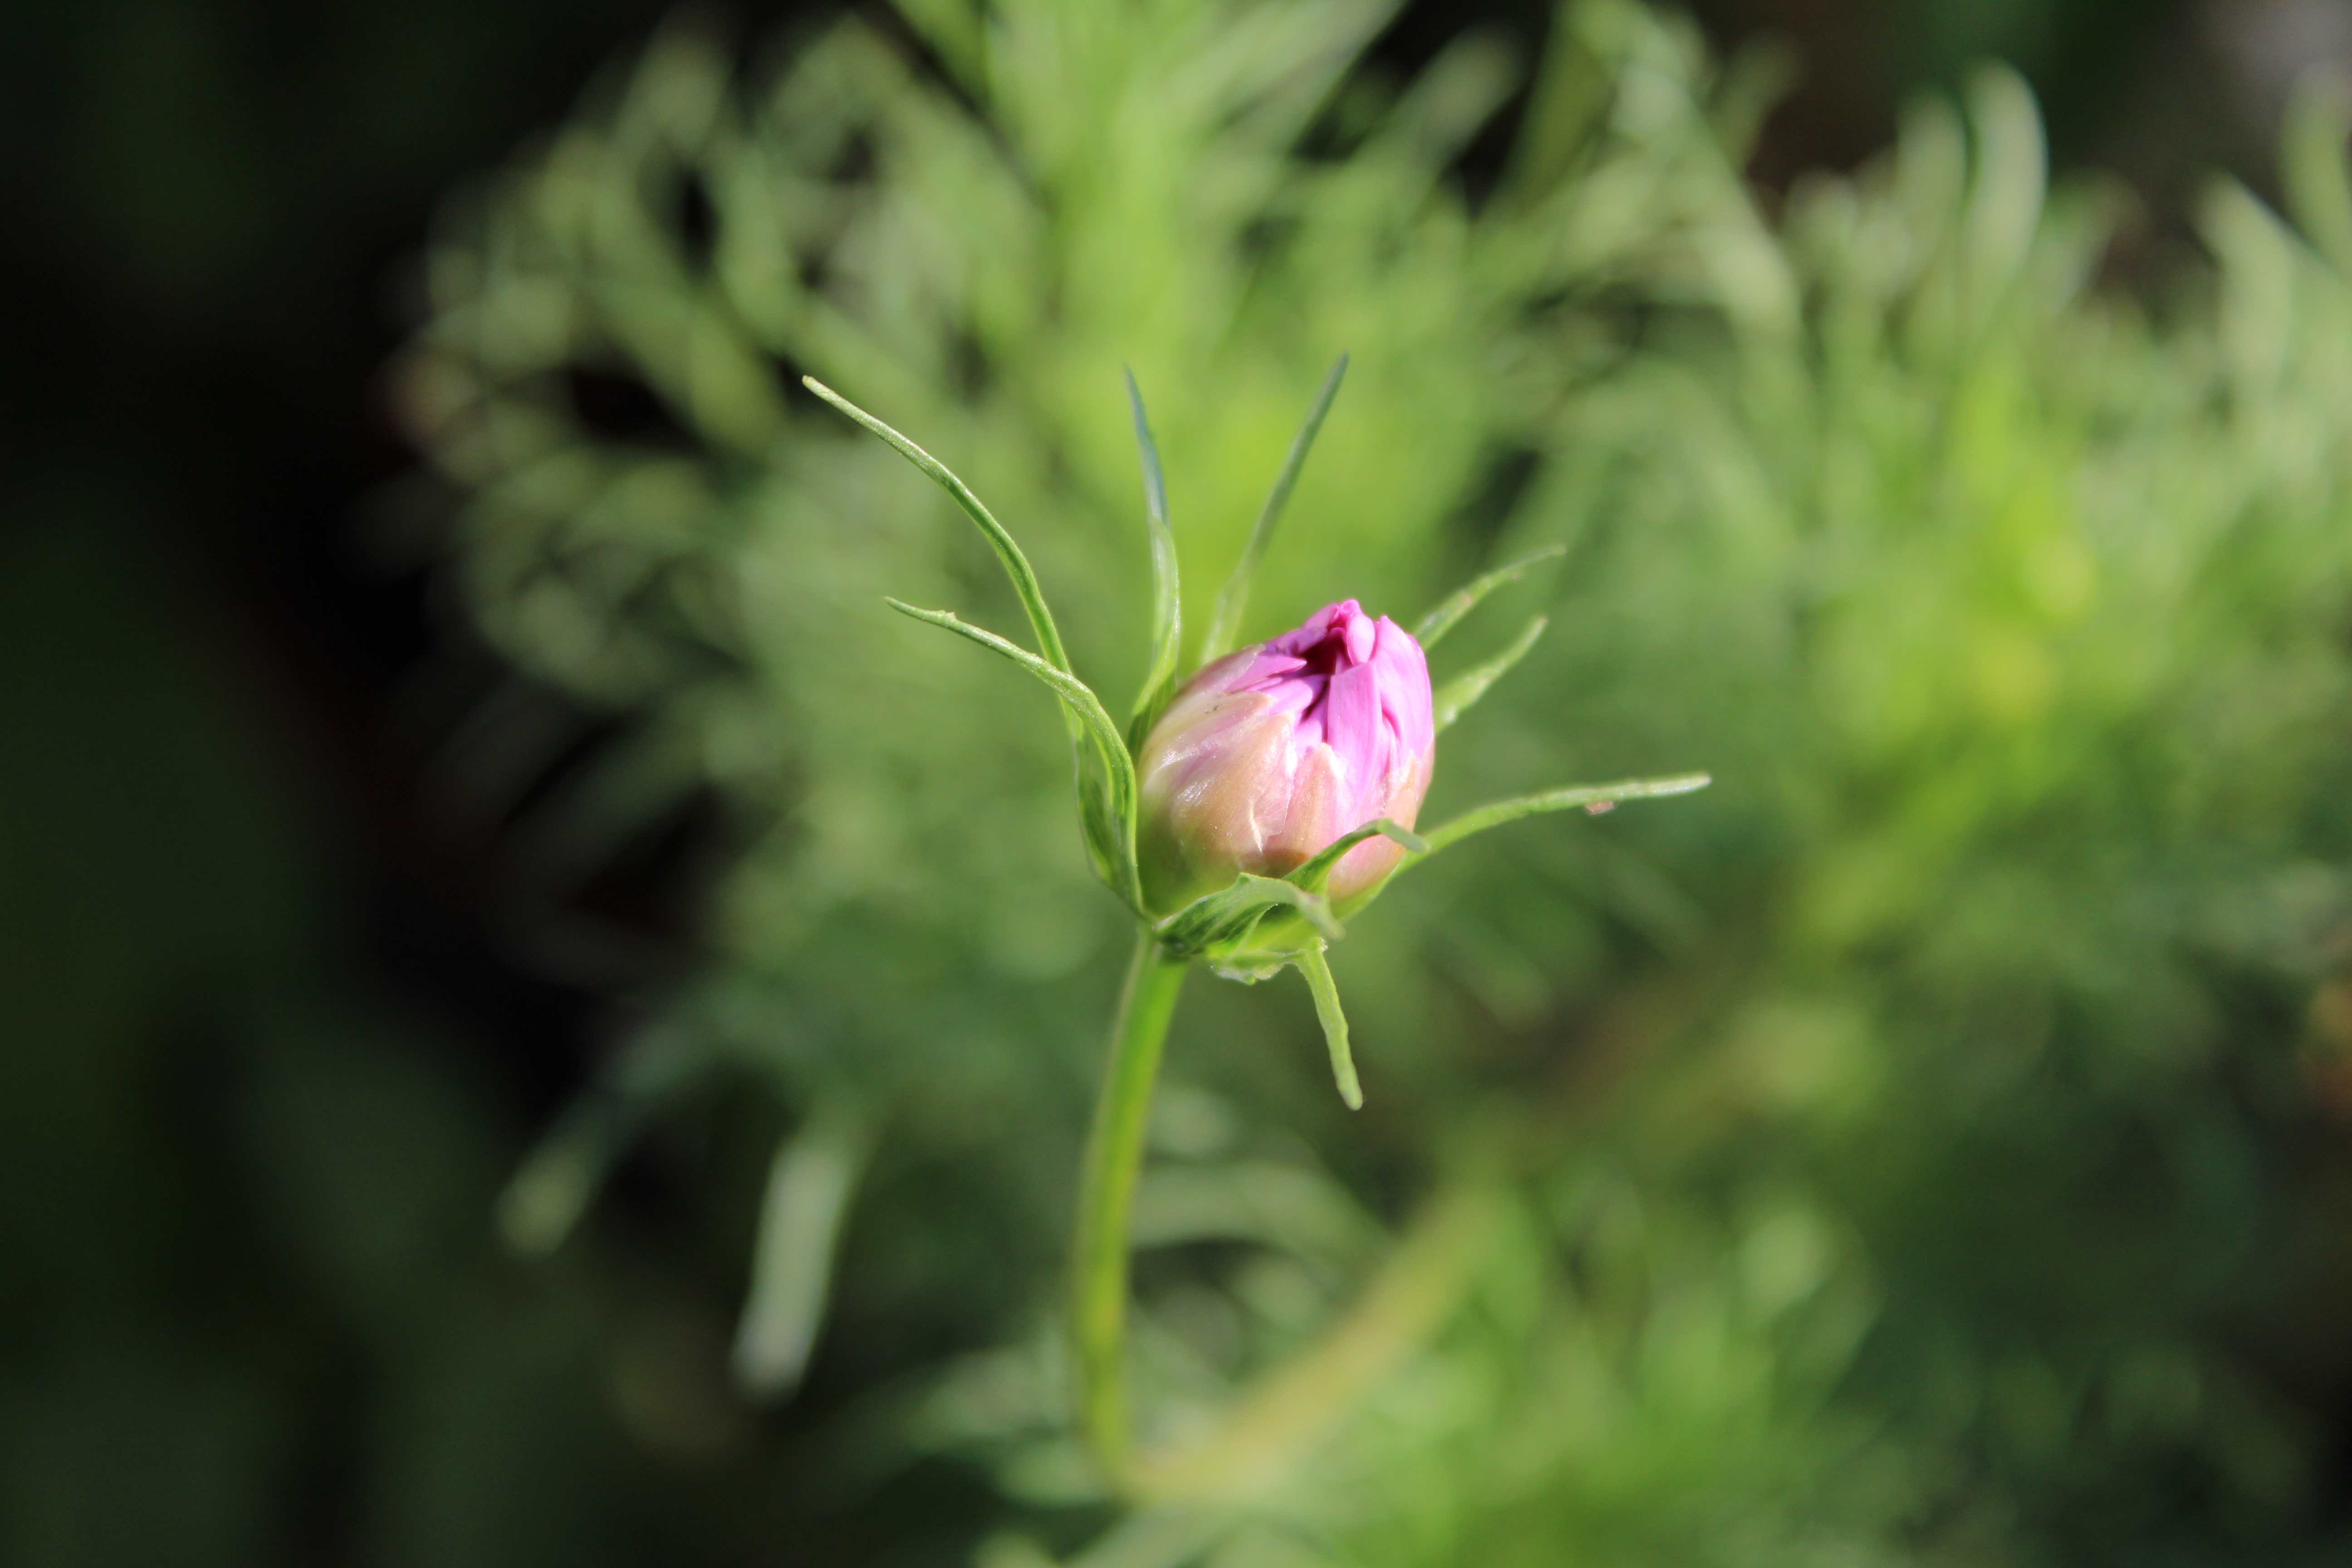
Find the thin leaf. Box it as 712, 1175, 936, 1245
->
1288, 817, 1429, 896
1200, 354, 1349, 663
1411, 543, 1568, 648
806, 379, 1116, 898
1125, 368, 1184, 748
1420, 773, 1712, 854
733, 1098, 872, 1399
885, 598, 1144, 910
1294, 945, 1362, 1110
804, 377, 1072, 673
1433, 614, 1548, 730
1157, 871, 1342, 954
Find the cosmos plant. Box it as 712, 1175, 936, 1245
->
804, 361, 1708, 1486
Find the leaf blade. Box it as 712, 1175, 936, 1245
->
1432, 614, 1548, 731
1412, 543, 1568, 649
1420, 772, 1712, 855
805, 377, 1073, 673
1200, 354, 1349, 662
1294, 945, 1363, 1110
884, 598, 1145, 911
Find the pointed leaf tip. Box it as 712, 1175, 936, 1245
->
1200, 354, 1351, 662
1420, 771, 1712, 855
804, 377, 1073, 675
1415, 544, 1571, 649
1433, 612, 1550, 731
1296, 946, 1363, 1109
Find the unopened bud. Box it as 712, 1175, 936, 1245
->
1137, 599, 1434, 911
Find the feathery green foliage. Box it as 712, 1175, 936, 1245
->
400, 2, 2352, 1561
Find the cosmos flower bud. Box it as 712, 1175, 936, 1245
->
1137, 599, 1435, 912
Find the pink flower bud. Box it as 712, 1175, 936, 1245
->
1137, 599, 1435, 912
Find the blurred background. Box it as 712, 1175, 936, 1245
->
10, 1, 2352, 1563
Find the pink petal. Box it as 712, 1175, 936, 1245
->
1319, 659, 1382, 810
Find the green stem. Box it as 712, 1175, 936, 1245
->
1071, 929, 1190, 1484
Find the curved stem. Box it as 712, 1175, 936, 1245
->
1071, 930, 1190, 1483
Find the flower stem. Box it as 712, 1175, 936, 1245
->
1071, 929, 1190, 1483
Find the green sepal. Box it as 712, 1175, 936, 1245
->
1151, 819, 1431, 980
1123, 368, 1184, 750
1432, 613, 1549, 731
883, 598, 1147, 914
1199, 354, 1349, 664
1155, 871, 1341, 960
1293, 944, 1362, 1110
1412, 543, 1568, 649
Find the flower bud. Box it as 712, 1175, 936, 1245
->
1137, 599, 1435, 912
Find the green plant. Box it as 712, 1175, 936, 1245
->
796, 365, 1704, 1485
399, 2, 2352, 1561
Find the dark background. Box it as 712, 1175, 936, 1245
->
0, 2, 2330, 1563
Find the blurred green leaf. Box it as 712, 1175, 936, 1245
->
733, 1098, 872, 1398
